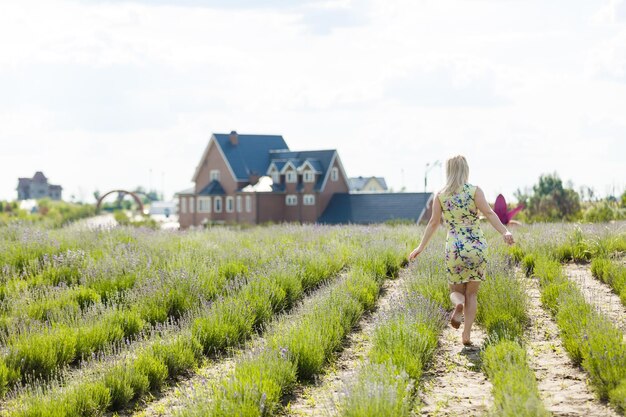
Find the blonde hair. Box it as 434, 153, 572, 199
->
440, 155, 469, 195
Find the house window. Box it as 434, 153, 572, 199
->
226, 196, 234, 213
245, 195, 252, 212
286, 170, 297, 183
303, 171, 315, 183
269, 167, 280, 184
189, 197, 195, 213
210, 170, 220, 181
331, 167, 339, 182
214, 196, 222, 213
286, 195, 298, 206
303, 194, 315, 205
198, 196, 211, 213
180, 197, 187, 214
236, 196, 242, 213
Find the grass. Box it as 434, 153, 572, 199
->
6, 226, 409, 416
175, 246, 404, 417
339, 255, 448, 416
482, 340, 547, 417
475, 247, 548, 417
526, 248, 626, 411
591, 257, 626, 306
4, 222, 625, 416
341, 362, 413, 417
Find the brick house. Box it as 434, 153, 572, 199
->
177, 132, 350, 227
177, 131, 432, 227
17, 171, 63, 201
349, 176, 388, 192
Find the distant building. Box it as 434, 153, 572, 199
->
176, 131, 433, 227
17, 172, 62, 201
149, 201, 177, 217
349, 176, 388, 193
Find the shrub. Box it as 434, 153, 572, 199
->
477, 270, 528, 342
69, 381, 111, 416
521, 254, 536, 276
152, 337, 202, 378
483, 341, 549, 417
193, 297, 256, 354
583, 201, 626, 223
508, 246, 525, 263
580, 315, 626, 400
75, 321, 124, 359
5, 326, 77, 382
110, 309, 144, 338
90, 273, 137, 302
591, 257, 626, 304
370, 320, 437, 381
534, 253, 626, 402
104, 365, 149, 410
341, 362, 413, 417
0, 361, 9, 396
134, 353, 169, 390
200, 350, 297, 417
73, 287, 101, 309
609, 378, 626, 413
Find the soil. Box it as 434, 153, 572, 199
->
522, 271, 620, 417
417, 324, 492, 416
563, 263, 626, 334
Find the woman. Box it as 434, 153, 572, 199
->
409, 155, 514, 346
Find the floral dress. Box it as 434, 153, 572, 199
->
438, 183, 487, 284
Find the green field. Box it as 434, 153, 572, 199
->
0, 222, 624, 416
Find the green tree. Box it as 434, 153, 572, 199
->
525, 173, 581, 221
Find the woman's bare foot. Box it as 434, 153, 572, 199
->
450, 303, 463, 329
462, 330, 472, 346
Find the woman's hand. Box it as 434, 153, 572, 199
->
408, 247, 423, 261
502, 231, 515, 246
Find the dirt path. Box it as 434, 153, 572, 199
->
523, 272, 620, 417
564, 263, 626, 334
284, 269, 412, 417
417, 324, 492, 416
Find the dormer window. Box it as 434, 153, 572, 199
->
303, 171, 315, 183
286, 170, 297, 183
210, 170, 220, 182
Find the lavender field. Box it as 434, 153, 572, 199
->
0, 222, 624, 417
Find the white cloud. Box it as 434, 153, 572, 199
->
0, 0, 625, 203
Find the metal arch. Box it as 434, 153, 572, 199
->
96, 190, 145, 213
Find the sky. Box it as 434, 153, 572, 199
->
1, 0, 625, 203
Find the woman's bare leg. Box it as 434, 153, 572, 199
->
462, 281, 481, 343
449, 283, 466, 323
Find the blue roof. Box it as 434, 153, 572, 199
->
318, 193, 433, 224
214, 133, 288, 180
198, 180, 225, 195
349, 176, 388, 191
305, 159, 324, 173
269, 150, 336, 191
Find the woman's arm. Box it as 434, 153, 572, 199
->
475, 187, 514, 245
409, 194, 443, 260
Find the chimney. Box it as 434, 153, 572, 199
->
229, 130, 238, 146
